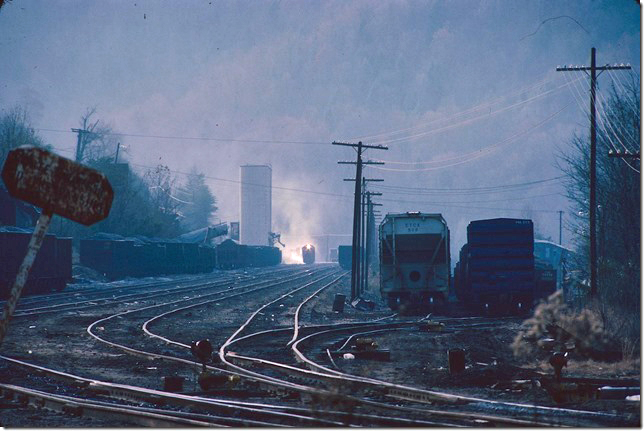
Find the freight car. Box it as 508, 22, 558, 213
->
80, 235, 216, 280
215, 239, 281, 269
338, 245, 352, 270
534, 258, 557, 301
0, 227, 72, 298
454, 218, 535, 315
301, 244, 315, 264
379, 212, 450, 311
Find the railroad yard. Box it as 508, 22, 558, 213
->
0, 264, 638, 427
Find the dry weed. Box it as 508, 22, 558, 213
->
512, 291, 621, 361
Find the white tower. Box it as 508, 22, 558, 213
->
240, 165, 272, 246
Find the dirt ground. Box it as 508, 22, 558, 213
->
0, 265, 640, 427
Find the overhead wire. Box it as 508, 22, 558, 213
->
367, 103, 571, 172
606, 68, 640, 120
372, 177, 564, 196
596, 84, 638, 150
565, 68, 640, 174
368, 75, 582, 146
349, 73, 558, 142
35, 128, 329, 146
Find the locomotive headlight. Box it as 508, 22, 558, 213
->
305, 244, 312, 250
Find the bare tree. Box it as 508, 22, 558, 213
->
0, 105, 47, 167
143, 164, 183, 237
558, 72, 640, 352
75, 107, 119, 163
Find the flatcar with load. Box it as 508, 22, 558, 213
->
379, 212, 450, 311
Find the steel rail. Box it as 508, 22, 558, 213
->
13, 277, 238, 317
140, 267, 341, 347
217, 269, 345, 360
0, 356, 345, 427
290, 319, 635, 427
287, 271, 350, 346
1, 271, 226, 308
13, 265, 302, 315
88, 266, 332, 348
0, 383, 219, 427
4, 264, 297, 311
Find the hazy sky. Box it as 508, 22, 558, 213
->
0, 0, 640, 260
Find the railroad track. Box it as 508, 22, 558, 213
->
2, 265, 365, 426
1, 265, 639, 427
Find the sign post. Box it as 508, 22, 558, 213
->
0, 146, 113, 347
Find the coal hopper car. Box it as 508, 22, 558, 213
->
379, 212, 450, 311
0, 228, 72, 298
215, 239, 281, 269
301, 244, 315, 264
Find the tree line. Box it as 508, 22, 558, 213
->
0, 106, 218, 240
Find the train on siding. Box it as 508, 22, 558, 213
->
301, 244, 315, 264
0, 227, 72, 299
454, 218, 536, 315
215, 239, 282, 270
80, 235, 217, 280
80, 235, 281, 279
379, 212, 451, 311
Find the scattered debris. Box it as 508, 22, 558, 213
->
163, 376, 184, 392
332, 293, 346, 313
448, 348, 466, 374
351, 298, 375, 311
549, 351, 569, 381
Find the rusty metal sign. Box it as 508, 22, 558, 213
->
1, 146, 114, 225
0, 146, 114, 348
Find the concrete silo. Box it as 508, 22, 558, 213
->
240, 165, 272, 246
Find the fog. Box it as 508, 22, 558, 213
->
0, 0, 639, 262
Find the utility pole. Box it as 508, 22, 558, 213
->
363, 191, 381, 294
114, 142, 121, 163
71, 128, 86, 162
557, 48, 631, 298
334, 141, 387, 301
361, 178, 366, 295
343, 177, 384, 297
364, 192, 381, 291
71, 128, 99, 162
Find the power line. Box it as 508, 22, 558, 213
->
378, 192, 562, 206
369, 103, 571, 171
367, 76, 580, 146
348, 73, 559, 142
35, 127, 329, 146
373, 175, 564, 193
